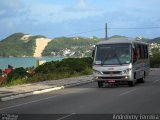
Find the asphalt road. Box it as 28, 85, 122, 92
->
0, 70, 160, 119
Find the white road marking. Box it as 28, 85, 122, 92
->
0, 95, 60, 111
56, 113, 76, 120
118, 89, 137, 96
153, 79, 160, 83
1, 86, 64, 101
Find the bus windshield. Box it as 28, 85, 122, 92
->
94, 43, 131, 65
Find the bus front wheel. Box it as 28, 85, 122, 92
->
98, 81, 103, 88
128, 81, 135, 87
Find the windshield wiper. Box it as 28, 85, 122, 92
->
114, 51, 122, 65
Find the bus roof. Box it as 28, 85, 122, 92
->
96, 37, 148, 45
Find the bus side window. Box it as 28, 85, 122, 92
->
137, 44, 140, 59
133, 44, 137, 63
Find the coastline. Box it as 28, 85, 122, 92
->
0, 57, 64, 70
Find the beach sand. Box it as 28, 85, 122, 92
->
34, 38, 51, 57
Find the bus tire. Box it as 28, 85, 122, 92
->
128, 73, 136, 86
98, 81, 103, 88
139, 72, 145, 83
128, 81, 135, 87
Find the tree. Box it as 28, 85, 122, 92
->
150, 49, 160, 68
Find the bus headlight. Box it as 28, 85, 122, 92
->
93, 70, 102, 75
122, 68, 131, 74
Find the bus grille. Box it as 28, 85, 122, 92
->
98, 76, 124, 79
102, 71, 121, 74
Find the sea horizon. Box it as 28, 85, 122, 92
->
0, 56, 64, 70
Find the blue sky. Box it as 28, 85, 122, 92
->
0, 0, 160, 40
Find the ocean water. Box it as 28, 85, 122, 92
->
0, 57, 63, 70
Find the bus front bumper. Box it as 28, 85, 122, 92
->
93, 75, 133, 83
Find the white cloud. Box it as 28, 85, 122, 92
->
25, 1, 104, 24
0, 18, 16, 31
26, 4, 64, 24
73, 0, 98, 11
0, 0, 23, 9
28, 4, 64, 16
1, 0, 160, 39
76, 0, 88, 9
0, 10, 5, 15
0, 0, 25, 17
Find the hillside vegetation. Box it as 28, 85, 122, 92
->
0, 33, 99, 57
0, 33, 45, 57
42, 37, 99, 57
1, 33, 160, 58
148, 37, 160, 43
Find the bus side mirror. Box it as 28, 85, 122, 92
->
92, 50, 95, 58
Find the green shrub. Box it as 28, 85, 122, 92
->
32, 57, 93, 81
150, 55, 160, 68
81, 57, 93, 68
47, 72, 71, 80
57, 58, 88, 73
28, 73, 48, 83
6, 78, 28, 86
3, 57, 93, 86
35, 57, 93, 74
7, 67, 28, 82
35, 61, 60, 74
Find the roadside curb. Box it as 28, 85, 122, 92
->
0, 79, 94, 102
150, 68, 160, 71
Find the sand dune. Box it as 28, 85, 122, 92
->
34, 38, 51, 57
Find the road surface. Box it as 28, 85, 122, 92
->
0, 69, 160, 119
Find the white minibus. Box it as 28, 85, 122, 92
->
93, 38, 150, 87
